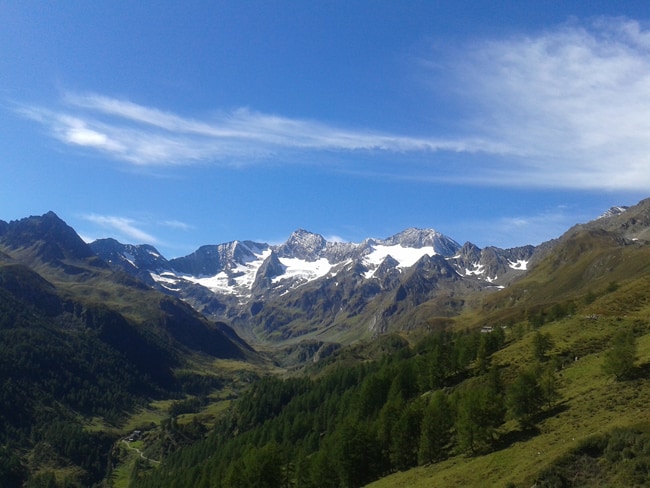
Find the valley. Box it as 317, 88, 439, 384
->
0, 198, 649, 487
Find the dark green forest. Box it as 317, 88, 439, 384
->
0, 269, 216, 487
128, 326, 562, 488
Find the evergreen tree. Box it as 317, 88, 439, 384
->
418, 390, 453, 465
387, 362, 419, 402
455, 383, 505, 454
602, 328, 637, 380
294, 448, 312, 488
390, 401, 423, 470
538, 362, 561, 409
0, 447, 27, 487
507, 368, 545, 429
334, 420, 381, 488
242, 442, 283, 488
356, 373, 390, 420
223, 459, 247, 488
377, 396, 404, 459
476, 334, 491, 374
309, 447, 338, 488
532, 331, 554, 362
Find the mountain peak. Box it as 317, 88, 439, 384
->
0, 212, 96, 264
278, 229, 327, 261
89, 238, 168, 277
383, 227, 461, 256
597, 206, 629, 220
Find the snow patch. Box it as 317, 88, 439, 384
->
182, 249, 273, 296
364, 244, 436, 267
151, 271, 180, 285
273, 257, 332, 284
122, 252, 137, 268
362, 244, 436, 279
150, 249, 274, 297
465, 264, 485, 276
508, 259, 528, 270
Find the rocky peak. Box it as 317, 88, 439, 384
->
597, 206, 629, 220
252, 251, 286, 292
372, 255, 401, 281
0, 211, 95, 264
168, 240, 267, 276
574, 198, 650, 243
456, 242, 482, 263
169, 245, 224, 276
383, 228, 461, 256
277, 229, 327, 261
90, 238, 168, 272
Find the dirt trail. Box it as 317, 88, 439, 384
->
122, 439, 160, 464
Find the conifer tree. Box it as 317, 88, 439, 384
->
532, 330, 554, 362
455, 383, 505, 454
602, 328, 637, 380
390, 401, 423, 470
418, 390, 453, 464
507, 368, 544, 429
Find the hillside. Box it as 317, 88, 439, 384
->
127, 266, 650, 487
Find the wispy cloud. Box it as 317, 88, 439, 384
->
161, 219, 193, 231
81, 214, 158, 244
14, 17, 650, 191
18, 94, 498, 167
444, 17, 650, 190
324, 234, 348, 244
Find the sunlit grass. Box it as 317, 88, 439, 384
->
368, 286, 650, 487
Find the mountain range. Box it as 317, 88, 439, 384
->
89, 225, 535, 348
4, 199, 649, 360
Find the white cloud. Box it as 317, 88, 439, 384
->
81, 214, 158, 244
15, 17, 650, 192
324, 234, 348, 243
161, 219, 192, 231
446, 17, 650, 190
17, 94, 504, 167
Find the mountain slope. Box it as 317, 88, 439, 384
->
1, 212, 253, 361
0, 212, 260, 485
475, 197, 650, 327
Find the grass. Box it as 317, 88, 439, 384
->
110, 442, 142, 488
367, 294, 650, 488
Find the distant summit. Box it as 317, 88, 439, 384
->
0, 211, 98, 267
277, 229, 327, 261
597, 206, 628, 219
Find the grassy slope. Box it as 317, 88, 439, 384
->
368, 264, 650, 487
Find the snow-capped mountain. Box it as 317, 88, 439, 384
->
7, 197, 649, 356
152, 227, 474, 300
91, 227, 534, 343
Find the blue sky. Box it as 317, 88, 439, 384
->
1, 1, 649, 258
